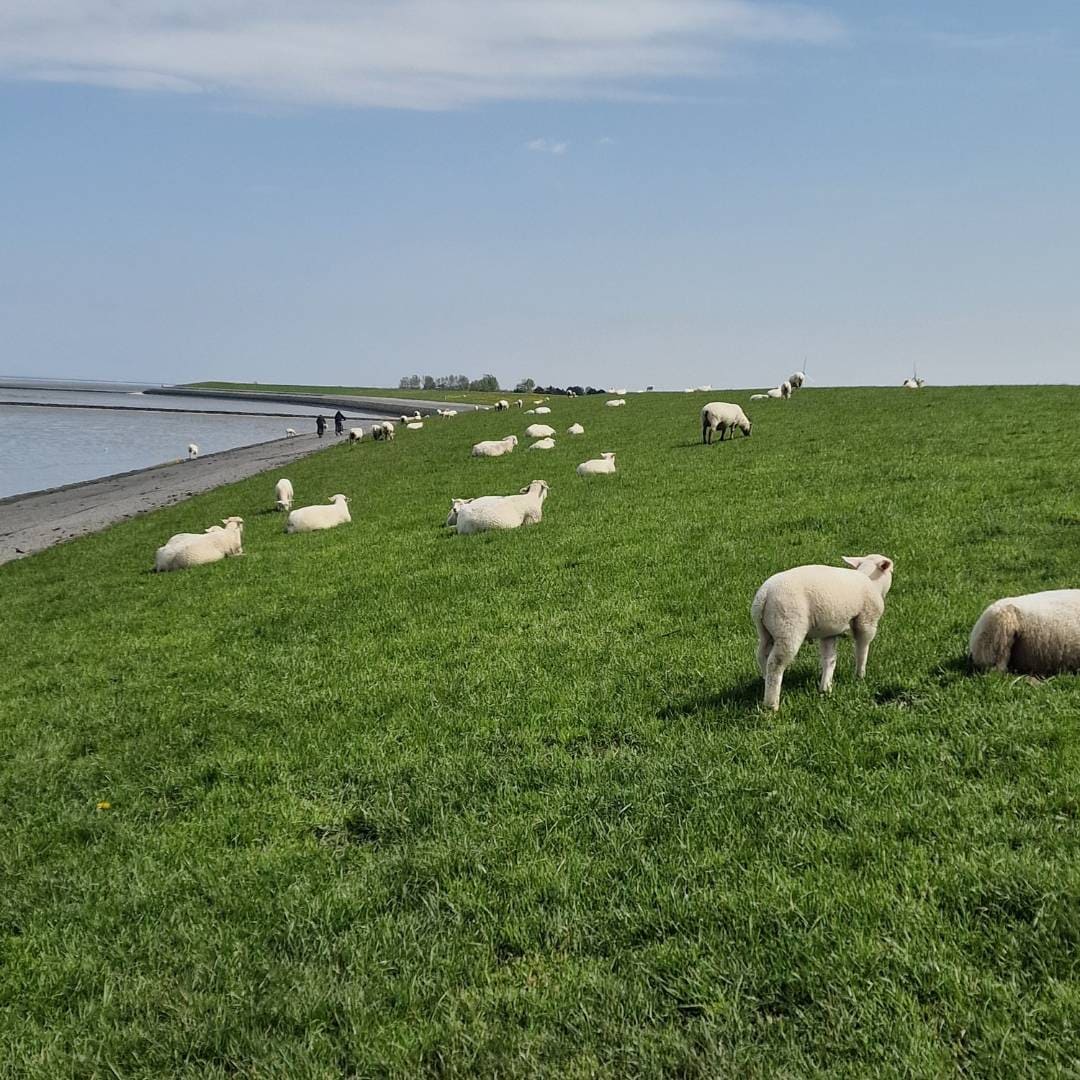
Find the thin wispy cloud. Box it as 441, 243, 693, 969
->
526, 138, 569, 155
0, 1, 846, 110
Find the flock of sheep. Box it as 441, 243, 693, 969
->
159, 386, 1079, 706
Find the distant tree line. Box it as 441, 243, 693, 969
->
399, 373, 500, 392
515, 376, 606, 396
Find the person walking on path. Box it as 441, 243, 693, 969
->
334, 410, 345, 436
316, 414, 326, 438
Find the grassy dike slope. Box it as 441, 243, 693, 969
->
3, 387, 1080, 1076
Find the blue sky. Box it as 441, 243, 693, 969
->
1, 1, 1077, 389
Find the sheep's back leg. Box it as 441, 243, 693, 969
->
763, 638, 797, 711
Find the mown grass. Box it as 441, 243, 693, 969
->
3, 387, 1080, 1077
186, 381, 519, 405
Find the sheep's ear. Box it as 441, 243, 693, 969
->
519, 485, 531, 494
841, 556, 862, 568
877, 558, 893, 573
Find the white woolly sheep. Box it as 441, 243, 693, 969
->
533, 406, 552, 415
566, 423, 585, 435
577, 452, 616, 476
454, 480, 550, 535
529, 437, 555, 450
751, 554, 894, 710
275, 478, 294, 512
789, 371, 806, 389
605, 399, 626, 408
701, 402, 752, 444
969, 590, 1080, 675
348, 427, 364, 443
154, 517, 244, 572
406, 422, 424, 430
902, 378, 919, 390
285, 428, 297, 437
765, 381, 792, 400
533, 399, 545, 405
525, 423, 556, 438
524, 409, 537, 414
514, 399, 523, 408
445, 498, 473, 526
495, 399, 510, 411
471, 435, 518, 458
285, 494, 351, 534
187, 444, 199, 460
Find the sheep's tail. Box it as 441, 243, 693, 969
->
969, 603, 1019, 672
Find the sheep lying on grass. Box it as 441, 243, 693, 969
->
605, 399, 626, 407
454, 481, 549, 534
445, 498, 472, 526
525, 424, 555, 439
187, 444, 199, 460
285, 495, 351, 534
530, 437, 555, 450
701, 402, 752, 444
406, 422, 424, 430
969, 590, 1080, 675
275, 478, 294, 512
766, 382, 792, 400
750, 394, 768, 401
534, 406, 552, 415
472, 435, 518, 458
751, 554, 894, 710
566, 423, 585, 435
577, 452, 616, 476
155, 517, 244, 572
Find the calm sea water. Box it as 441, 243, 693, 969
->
0, 382, 380, 499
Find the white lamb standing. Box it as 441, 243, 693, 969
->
275, 478, 294, 512
154, 517, 244, 572
285, 428, 297, 438
751, 554, 894, 710
348, 427, 364, 443
701, 402, 752, 444
566, 423, 585, 435
454, 480, 549, 535
789, 371, 806, 389
577, 452, 616, 476
285, 494, 351, 534
514, 399, 523, 408
495, 399, 510, 411
471, 435, 518, 458
529, 437, 556, 450
969, 590, 1080, 675
525, 423, 556, 438
187, 444, 199, 460
902, 378, 919, 390
381, 421, 396, 440
533, 406, 552, 415
605, 399, 627, 407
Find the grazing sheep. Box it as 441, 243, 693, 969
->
285, 428, 297, 438
969, 590, 1080, 675
406, 422, 424, 430
701, 402, 752, 444
348, 427, 364, 443
577, 452, 616, 476
566, 423, 585, 435
515, 399, 523, 408
471, 435, 518, 458
154, 517, 244, 572
285, 494, 351, 534
495, 399, 510, 411
751, 554, 894, 711
789, 371, 806, 389
529, 437, 556, 450
525, 423, 556, 438
275, 478, 294, 513
371, 424, 386, 441
371, 420, 396, 441
187, 444, 199, 460
750, 394, 769, 401
533, 406, 552, 415
902, 378, 919, 390
454, 480, 550, 535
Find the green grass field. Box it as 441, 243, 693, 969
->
3, 387, 1080, 1076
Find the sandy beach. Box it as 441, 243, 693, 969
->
0, 433, 332, 565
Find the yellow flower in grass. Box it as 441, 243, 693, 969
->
96, 801, 111, 811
